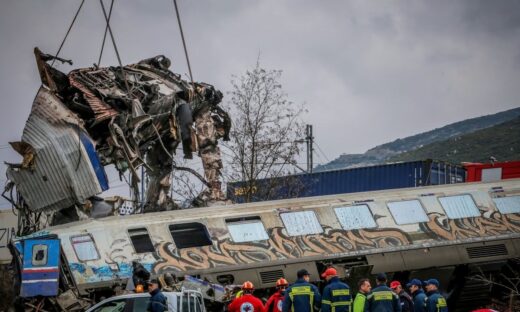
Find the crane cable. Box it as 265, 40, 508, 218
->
172, 0, 195, 88
51, 0, 86, 67
97, 0, 115, 67
99, 0, 130, 93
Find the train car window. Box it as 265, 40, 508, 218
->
70, 234, 100, 261
493, 195, 520, 214
280, 211, 323, 236
226, 217, 269, 242
169, 223, 212, 249
387, 200, 429, 225
334, 205, 377, 230
128, 228, 155, 253
438, 194, 481, 219
31, 244, 48, 266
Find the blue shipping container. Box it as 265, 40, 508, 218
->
227, 160, 465, 203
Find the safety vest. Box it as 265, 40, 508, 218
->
283, 279, 321, 312
322, 277, 352, 312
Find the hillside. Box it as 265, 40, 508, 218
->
388, 116, 520, 163
316, 107, 520, 171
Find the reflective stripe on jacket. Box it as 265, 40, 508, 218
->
425, 291, 448, 312
367, 285, 402, 312
322, 277, 352, 312
282, 279, 322, 312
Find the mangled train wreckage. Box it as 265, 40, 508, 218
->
3, 48, 231, 231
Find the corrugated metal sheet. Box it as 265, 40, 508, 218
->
227, 160, 465, 203
6, 88, 108, 212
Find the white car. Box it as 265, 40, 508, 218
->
85, 289, 206, 312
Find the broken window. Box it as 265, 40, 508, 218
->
280, 211, 323, 236
128, 228, 155, 253
226, 216, 269, 242
493, 195, 520, 214
71, 234, 99, 261
31, 244, 48, 266
387, 200, 429, 225
169, 223, 212, 249
438, 195, 481, 219
334, 205, 377, 230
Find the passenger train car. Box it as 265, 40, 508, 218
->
10, 178, 520, 306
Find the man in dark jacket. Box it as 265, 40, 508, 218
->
406, 279, 426, 312
424, 279, 448, 312
321, 267, 352, 312
390, 281, 413, 312
367, 273, 401, 312
148, 279, 167, 312
282, 269, 322, 312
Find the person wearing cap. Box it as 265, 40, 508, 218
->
282, 269, 322, 312
228, 281, 265, 312
147, 278, 167, 312
390, 281, 413, 312
367, 273, 401, 312
423, 279, 447, 312
321, 267, 352, 312
353, 278, 371, 312
266, 278, 289, 312
406, 279, 426, 312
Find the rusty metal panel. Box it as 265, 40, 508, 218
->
7, 88, 107, 212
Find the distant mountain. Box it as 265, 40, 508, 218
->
315, 107, 520, 171
388, 116, 520, 164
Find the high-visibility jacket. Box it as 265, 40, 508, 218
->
353, 292, 368, 312
265, 290, 285, 312
425, 291, 448, 312
228, 293, 265, 312
282, 279, 322, 312
412, 289, 427, 312
322, 277, 352, 312
367, 285, 401, 312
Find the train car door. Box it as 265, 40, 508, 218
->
20, 239, 60, 297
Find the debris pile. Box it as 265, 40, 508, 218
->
3, 48, 231, 228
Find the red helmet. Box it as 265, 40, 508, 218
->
276, 278, 288, 287
242, 281, 254, 290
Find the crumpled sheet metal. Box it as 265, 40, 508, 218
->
7, 88, 108, 212
69, 74, 118, 123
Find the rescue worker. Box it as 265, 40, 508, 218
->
282, 269, 322, 312
228, 281, 265, 312
390, 281, 413, 312
367, 273, 401, 312
353, 278, 372, 312
424, 279, 448, 312
406, 279, 426, 312
147, 279, 167, 312
265, 278, 289, 312
321, 267, 352, 312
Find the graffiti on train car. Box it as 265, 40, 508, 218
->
421, 212, 520, 241
152, 226, 412, 273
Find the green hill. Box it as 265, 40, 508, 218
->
316, 107, 520, 171
388, 116, 520, 163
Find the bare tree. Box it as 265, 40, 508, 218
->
468, 264, 520, 311
223, 60, 306, 202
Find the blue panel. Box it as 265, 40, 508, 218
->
21, 239, 60, 297
227, 160, 466, 203
80, 131, 109, 191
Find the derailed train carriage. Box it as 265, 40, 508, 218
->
10, 178, 520, 309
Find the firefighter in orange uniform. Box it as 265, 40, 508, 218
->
228, 281, 266, 312
265, 278, 289, 312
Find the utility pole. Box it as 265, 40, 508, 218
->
306, 124, 314, 173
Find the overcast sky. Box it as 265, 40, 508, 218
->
1, 0, 520, 207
